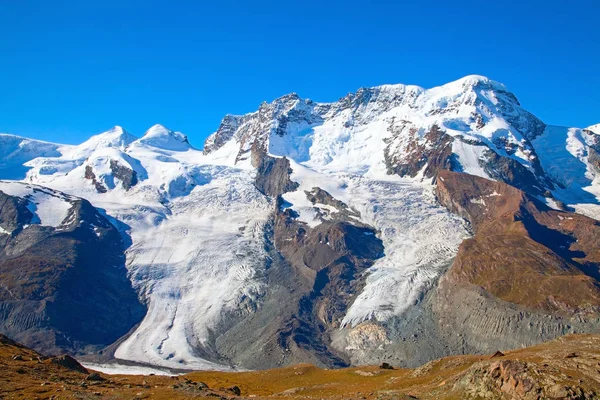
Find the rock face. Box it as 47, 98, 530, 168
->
0, 183, 145, 355
455, 357, 598, 399
384, 123, 454, 178
272, 210, 384, 367
84, 165, 107, 193
251, 143, 299, 197
109, 160, 138, 190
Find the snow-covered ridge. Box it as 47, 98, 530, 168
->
0, 181, 75, 229
586, 123, 600, 135
205, 74, 545, 179
135, 124, 193, 151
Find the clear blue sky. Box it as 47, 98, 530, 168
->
1, 0, 599, 147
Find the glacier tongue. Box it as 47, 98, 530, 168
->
113, 167, 272, 370
339, 178, 469, 326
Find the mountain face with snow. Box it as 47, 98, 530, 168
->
0, 75, 599, 370
0, 181, 144, 355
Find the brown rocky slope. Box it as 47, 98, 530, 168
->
2, 332, 600, 399
435, 170, 600, 315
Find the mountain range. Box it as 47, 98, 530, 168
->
0, 75, 599, 371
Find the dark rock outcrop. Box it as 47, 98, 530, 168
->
215, 143, 385, 369
84, 165, 107, 193
480, 149, 547, 196
305, 187, 361, 221
251, 142, 299, 197
0, 192, 35, 233
109, 160, 138, 190
270, 198, 383, 367
50, 355, 89, 373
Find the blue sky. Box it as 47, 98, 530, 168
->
1, 0, 599, 146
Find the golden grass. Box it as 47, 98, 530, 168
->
2, 334, 600, 399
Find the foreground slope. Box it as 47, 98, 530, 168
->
1, 333, 599, 399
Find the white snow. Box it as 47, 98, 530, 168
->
470, 198, 486, 206
532, 125, 600, 210
452, 140, 488, 178
135, 124, 192, 151
339, 178, 468, 326
113, 169, 272, 370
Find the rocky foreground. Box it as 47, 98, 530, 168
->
1, 333, 599, 400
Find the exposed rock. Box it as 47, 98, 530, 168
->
455, 358, 598, 399
481, 149, 547, 195
252, 142, 299, 197
203, 114, 241, 155
226, 385, 241, 395
109, 159, 138, 190
384, 123, 454, 179
305, 187, 361, 221
269, 204, 383, 367
84, 165, 107, 193
588, 147, 600, 175
85, 372, 105, 381
379, 362, 394, 370
50, 355, 88, 374
206, 93, 319, 163
0, 191, 34, 233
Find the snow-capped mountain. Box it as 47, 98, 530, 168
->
1, 75, 599, 370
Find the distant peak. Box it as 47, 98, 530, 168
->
447, 75, 507, 91
143, 124, 172, 137
137, 124, 192, 151
108, 125, 126, 134
79, 126, 138, 150
586, 123, 600, 134
262, 92, 303, 109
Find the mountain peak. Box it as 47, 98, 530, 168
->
586, 123, 600, 134
136, 124, 192, 151
450, 74, 505, 89
77, 126, 138, 152
143, 124, 171, 137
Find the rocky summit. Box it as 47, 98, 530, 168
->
0, 76, 599, 376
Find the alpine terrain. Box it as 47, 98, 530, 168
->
1, 75, 599, 373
